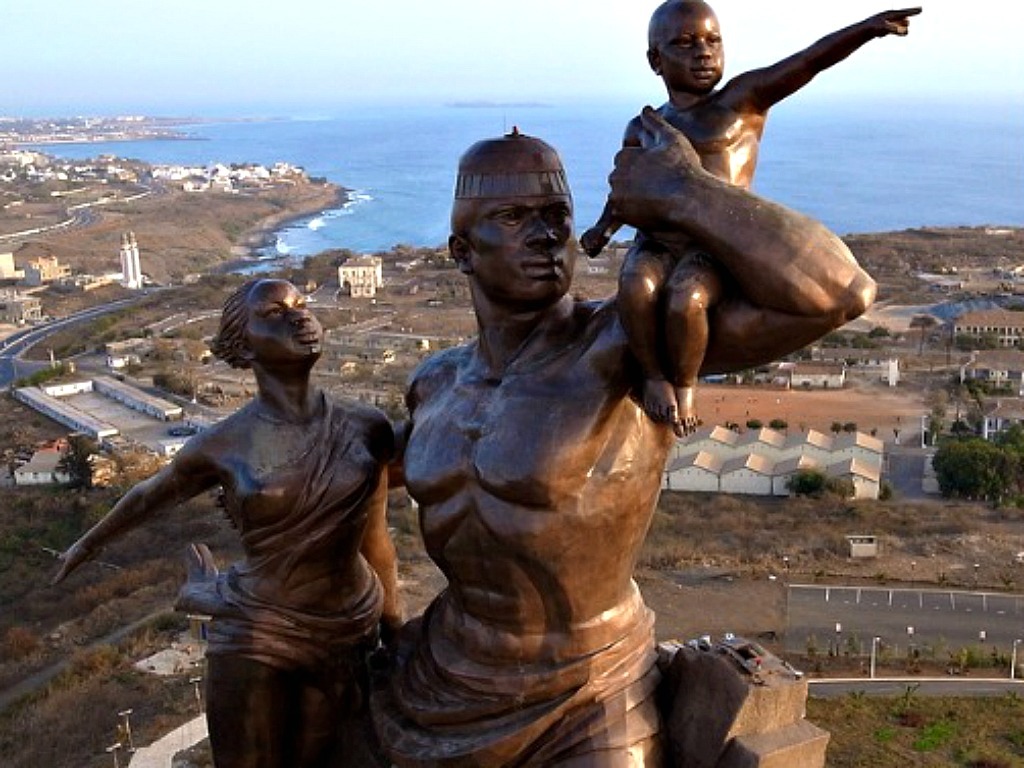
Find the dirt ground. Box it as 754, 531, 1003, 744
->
397, 558, 786, 646
695, 379, 924, 440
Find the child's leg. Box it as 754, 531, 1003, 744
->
618, 240, 677, 425
664, 254, 724, 436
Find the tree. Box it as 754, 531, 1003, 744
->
58, 434, 98, 489
787, 469, 827, 496
909, 314, 938, 354
830, 421, 843, 435
931, 439, 1010, 502
746, 418, 763, 430
768, 418, 788, 431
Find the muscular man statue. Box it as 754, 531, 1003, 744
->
372, 115, 874, 765
55, 279, 401, 768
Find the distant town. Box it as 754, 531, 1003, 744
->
0, 115, 198, 145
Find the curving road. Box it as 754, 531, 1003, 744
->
1, 297, 146, 388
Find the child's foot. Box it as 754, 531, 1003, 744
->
642, 378, 678, 427
579, 225, 610, 257
674, 385, 700, 437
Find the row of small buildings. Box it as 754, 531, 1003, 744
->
664, 426, 885, 499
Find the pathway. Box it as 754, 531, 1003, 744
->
128, 715, 207, 768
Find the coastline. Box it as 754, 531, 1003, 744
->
235, 182, 350, 259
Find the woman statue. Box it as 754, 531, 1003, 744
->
54, 278, 401, 768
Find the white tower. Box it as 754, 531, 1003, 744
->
119, 231, 143, 289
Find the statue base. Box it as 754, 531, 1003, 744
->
658, 637, 829, 768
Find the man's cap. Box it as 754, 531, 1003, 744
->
455, 127, 570, 199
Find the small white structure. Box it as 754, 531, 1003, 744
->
885, 358, 900, 387
338, 255, 383, 298
119, 231, 143, 289
846, 534, 879, 559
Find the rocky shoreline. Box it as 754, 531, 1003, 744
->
235, 182, 350, 259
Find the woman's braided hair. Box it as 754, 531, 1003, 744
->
210, 279, 261, 369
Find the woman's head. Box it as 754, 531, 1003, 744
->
210, 279, 261, 369
211, 279, 322, 370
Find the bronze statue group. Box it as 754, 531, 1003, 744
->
54, 3, 918, 766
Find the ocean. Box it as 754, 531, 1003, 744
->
44, 98, 1024, 257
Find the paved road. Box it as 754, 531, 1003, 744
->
1, 296, 148, 388
810, 677, 1024, 698
128, 715, 207, 768
885, 444, 930, 499
787, 584, 1024, 654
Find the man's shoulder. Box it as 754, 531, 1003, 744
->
573, 296, 627, 345
408, 343, 471, 404
412, 343, 470, 380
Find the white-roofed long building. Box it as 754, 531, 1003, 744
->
663, 425, 884, 499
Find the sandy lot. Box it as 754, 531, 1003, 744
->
695, 380, 925, 442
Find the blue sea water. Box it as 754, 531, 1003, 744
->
46, 99, 1024, 256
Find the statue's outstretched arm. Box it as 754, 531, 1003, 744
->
723, 8, 921, 113
52, 448, 216, 584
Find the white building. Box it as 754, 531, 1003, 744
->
13, 447, 71, 486
771, 455, 820, 496
0, 290, 42, 324
0, 251, 24, 281
119, 231, 143, 289
981, 399, 1024, 440
719, 454, 775, 496
671, 425, 740, 461
787, 361, 847, 389
664, 451, 722, 492
664, 425, 885, 499
960, 350, 1024, 396
831, 431, 886, 464
338, 256, 383, 298
827, 458, 882, 500
955, 309, 1024, 348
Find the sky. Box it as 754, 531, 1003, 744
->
3, 0, 1023, 116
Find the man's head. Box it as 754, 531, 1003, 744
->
648, 0, 724, 95
450, 130, 575, 310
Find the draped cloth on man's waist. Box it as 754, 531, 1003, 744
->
372, 592, 662, 767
